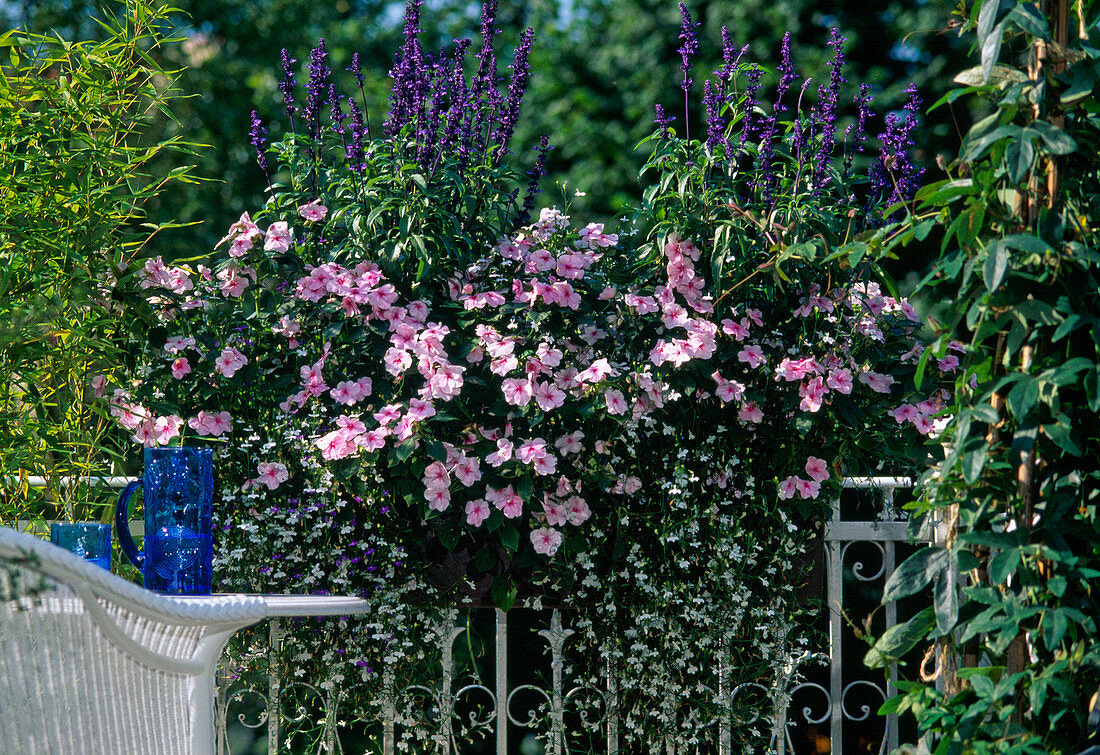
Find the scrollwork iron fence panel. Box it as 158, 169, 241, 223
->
207, 477, 925, 754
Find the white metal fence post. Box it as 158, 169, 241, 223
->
268, 618, 282, 754
495, 608, 508, 755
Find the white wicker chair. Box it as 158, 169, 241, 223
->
0, 526, 368, 754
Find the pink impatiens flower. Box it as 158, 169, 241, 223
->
530, 527, 563, 556
577, 358, 615, 384
565, 496, 591, 525
465, 499, 491, 527
775, 357, 820, 382
188, 410, 232, 437
485, 438, 514, 467
795, 479, 821, 499
153, 415, 183, 446
164, 335, 196, 354
487, 485, 524, 518
892, 404, 921, 424
315, 429, 356, 460
913, 414, 936, 436
214, 347, 248, 378
798, 376, 828, 413
133, 420, 158, 447
858, 371, 895, 394
423, 462, 450, 493
721, 318, 750, 341
329, 381, 360, 405
425, 486, 451, 511
254, 462, 289, 490
171, 357, 191, 380
298, 200, 328, 222
501, 377, 534, 407
604, 388, 628, 415
737, 345, 766, 369
264, 221, 292, 253
454, 456, 481, 486
532, 454, 558, 476
554, 431, 584, 455
778, 476, 799, 500
533, 381, 567, 411
827, 369, 853, 394
804, 457, 830, 482
738, 402, 764, 424
515, 438, 548, 465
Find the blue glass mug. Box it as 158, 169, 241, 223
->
116, 447, 214, 595
50, 522, 112, 570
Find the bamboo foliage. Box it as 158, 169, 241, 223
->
0, 0, 198, 523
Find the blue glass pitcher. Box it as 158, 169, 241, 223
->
116, 447, 214, 595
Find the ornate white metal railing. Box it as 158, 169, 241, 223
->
21, 476, 927, 753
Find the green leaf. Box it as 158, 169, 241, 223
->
500, 524, 520, 552
1007, 4, 1051, 37
959, 531, 1023, 550
959, 606, 1011, 643
1007, 377, 1039, 419
961, 443, 988, 484
865, 607, 936, 668
1052, 314, 1084, 342
1029, 120, 1077, 155
1000, 233, 1053, 255
916, 179, 977, 205
883, 547, 951, 603
491, 576, 517, 612
963, 125, 1020, 161
1043, 417, 1082, 455
969, 672, 996, 698
934, 571, 959, 635
1042, 609, 1069, 650
988, 547, 1021, 584
977, 0, 1013, 83
983, 242, 1008, 291
393, 437, 417, 463
913, 219, 935, 242
913, 338, 936, 391
1005, 137, 1034, 184
426, 439, 447, 463
438, 522, 461, 551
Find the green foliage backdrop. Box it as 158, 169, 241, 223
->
5, 0, 971, 270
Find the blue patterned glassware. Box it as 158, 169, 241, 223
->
115, 447, 214, 595
49, 522, 111, 570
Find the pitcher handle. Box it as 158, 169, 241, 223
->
115, 480, 145, 570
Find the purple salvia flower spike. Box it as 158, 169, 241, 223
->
346, 98, 366, 173
520, 135, 552, 226
843, 83, 874, 179
437, 38, 471, 168
492, 27, 534, 165
677, 2, 699, 141
279, 49, 298, 130
775, 32, 797, 113
703, 80, 724, 148
304, 39, 331, 142
347, 52, 372, 139
654, 103, 675, 138
812, 28, 847, 194
466, 0, 500, 158
249, 110, 269, 176
868, 83, 923, 211
736, 65, 764, 163
386, 0, 424, 138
